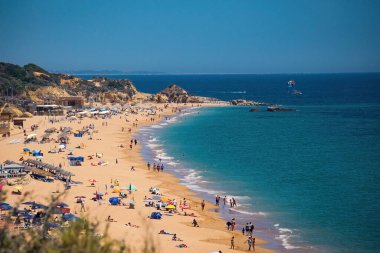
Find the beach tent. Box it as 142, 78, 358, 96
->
109, 197, 119, 205
150, 212, 162, 220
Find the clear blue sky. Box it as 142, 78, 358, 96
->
0, 0, 379, 74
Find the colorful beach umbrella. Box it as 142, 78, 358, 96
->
14, 186, 23, 190
165, 204, 176, 209
88, 179, 97, 183
128, 184, 137, 191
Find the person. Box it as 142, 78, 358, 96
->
147, 162, 151, 170
80, 200, 86, 212
230, 236, 235, 249
172, 234, 177, 241
201, 200, 205, 211
192, 219, 199, 227
107, 215, 114, 222
247, 236, 253, 251
242, 227, 245, 235
252, 237, 256, 252
116, 158, 118, 164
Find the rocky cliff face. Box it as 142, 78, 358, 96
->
155, 84, 201, 103
0, 62, 139, 105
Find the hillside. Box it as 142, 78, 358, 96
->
0, 62, 138, 105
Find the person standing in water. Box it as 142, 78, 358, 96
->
201, 200, 205, 211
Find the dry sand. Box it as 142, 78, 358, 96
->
1, 102, 275, 253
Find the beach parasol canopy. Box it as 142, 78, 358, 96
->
48, 223, 60, 228
14, 186, 23, 190
75, 196, 86, 199
112, 187, 121, 193
0, 202, 12, 210
55, 202, 69, 207
22, 201, 37, 206
62, 213, 78, 221
23, 148, 30, 152
128, 184, 137, 191
165, 204, 176, 209
109, 197, 119, 205
88, 179, 97, 183
160, 196, 171, 203
26, 133, 37, 139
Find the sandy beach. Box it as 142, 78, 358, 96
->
1, 102, 274, 253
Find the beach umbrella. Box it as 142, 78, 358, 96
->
23, 148, 30, 152
47, 223, 60, 228
32, 203, 48, 210
119, 186, 129, 190
14, 186, 23, 190
160, 196, 171, 203
0, 202, 12, 209
55, 202, 69, 207
26, 133, 37, 139
75, 196, 86, 199
0, 204, 13, 211
88, 179, 97, 183
62, 213, 78, 221
152, 195, 161, 200
165, 204, 176, 210
128, 184, 137, 191
112, 187, 121, 193
109, 197, 119, 205
22, 201, 37, 206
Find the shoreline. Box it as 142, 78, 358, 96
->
137, 106, 285, 252
1, 102, 274, 253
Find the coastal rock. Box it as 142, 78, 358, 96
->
155, 84, 202, 103
267, 106, 295, 112
230, 99, 271, 106
249, 108, 260, 112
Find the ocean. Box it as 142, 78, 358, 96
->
82, 74, 380, 252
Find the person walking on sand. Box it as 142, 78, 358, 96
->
230, 236, 235, 249
80, 200, 86, 212
147, 162, 151, 170
201, 200, 205, 211
247, 236, 253, 251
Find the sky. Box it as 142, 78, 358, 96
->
0, 0, 379, 74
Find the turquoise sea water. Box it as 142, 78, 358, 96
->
84, 74, 380, 252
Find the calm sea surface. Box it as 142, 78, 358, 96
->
82, 74, 380, 252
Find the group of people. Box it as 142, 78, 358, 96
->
215, 195, 237, 208
147, 162, 164, 172
230, 235, 255, 251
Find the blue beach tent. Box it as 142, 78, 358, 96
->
150, 212, 162, 220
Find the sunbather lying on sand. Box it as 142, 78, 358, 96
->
125, 222, 139, 228
106, 215, 116, 222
